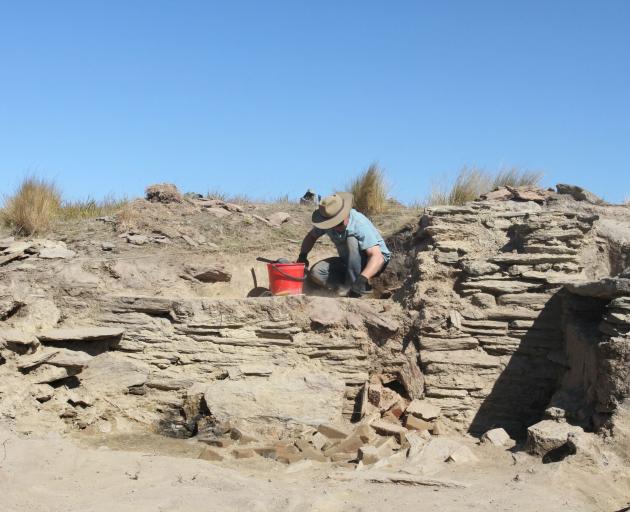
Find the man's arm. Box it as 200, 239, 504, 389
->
298, 229, 323, 265
361, 245, 385, 280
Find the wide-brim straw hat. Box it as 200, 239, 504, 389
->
311, 192, 353, 229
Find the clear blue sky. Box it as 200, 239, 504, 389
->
1, 1, 628, 203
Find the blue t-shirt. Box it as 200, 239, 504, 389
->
313, 209, 391, 262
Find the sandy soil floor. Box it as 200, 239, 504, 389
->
1, 424, 628, 512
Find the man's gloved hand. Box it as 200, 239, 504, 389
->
348, 275, 370, 298
297, 252, 309, 268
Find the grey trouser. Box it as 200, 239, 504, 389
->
309, 236, 368, 292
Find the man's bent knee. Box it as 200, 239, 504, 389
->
309, 260, 329, 287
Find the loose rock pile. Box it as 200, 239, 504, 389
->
192, 397, 479, 473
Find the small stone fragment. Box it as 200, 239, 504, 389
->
370, 419, 408, 438
311, 432, 328, 451
38, 327, 124, 343
318, 423, 351, 440
186, 264, 232, 283
358, 445, 381, 465
267, 212, 291, 226
446, 445, 478, 464
38, 247, 76, 259
471, 293, 496, 309
406, 400, 441, 421
198, 447, 224, 461
525, 420, 584, 456
295, 440, 328, 462
126, 234, 148, 246
232, 447, 257, 459
481, 428, 511, 447
405, 415, 433, 431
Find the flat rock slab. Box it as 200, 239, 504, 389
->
38, 247, 76, 259
187, 265, 232, 283
422, 350, 501, 369
0, 237, 15, 249
334, 470, 468, 488
0, 329, 39, 348
203, 370, 345, 426
38, 327, 125, 342
406, 400, 441, 420
370, 419, 408, 436
28, 364, 79, 384
80, 352, 150, 393
18, 349, 60, 370
308, 297, 346, 327
18, 347, 92, 370
3, 241, 33, 254
462, 279, 542, 294
566, 278, 630, 300
0, 252, 27, 267
489, 253, 578, 265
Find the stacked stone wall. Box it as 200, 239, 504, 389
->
409, 202, 598, 435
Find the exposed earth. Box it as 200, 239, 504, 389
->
1, 185, 629, 511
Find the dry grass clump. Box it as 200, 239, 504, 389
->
492, 168, 544, 188
206, 190, 229, 201
1, 177, 62, 236
206, 190, 292, 206
61, 195, 128, 220
426, 167, 492, 207
425, 167, 545, 206
348, 164, 389, 216
146, 183, 183, 203
114, 201, 140, 233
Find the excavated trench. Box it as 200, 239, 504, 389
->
1, 195, 630, 468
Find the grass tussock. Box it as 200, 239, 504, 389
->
425, 167, 544, 206
426, 167, 491, 207
114, 202, 140, 233
348, 164, 389, 216
1, 176, 130, 236
1, 177, 62, 236
61, 195, 129, 221
206, 190, 293, 206
492, 168, 544, 189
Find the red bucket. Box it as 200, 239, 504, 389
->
267, 262, 306, 296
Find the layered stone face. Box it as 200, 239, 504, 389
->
1, 195, 628, 446
405, 201, 601, 435
88, 295, 417, 428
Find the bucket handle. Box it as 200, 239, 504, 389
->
269, 263, 307, 282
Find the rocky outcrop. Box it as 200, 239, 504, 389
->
400, 201, 600, 435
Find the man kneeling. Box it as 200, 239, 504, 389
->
297, 192, 391, 297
